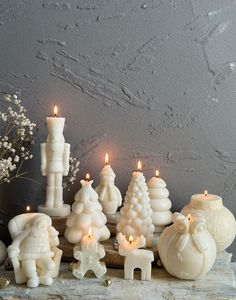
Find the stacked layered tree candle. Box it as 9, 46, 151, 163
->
116, 161, 154, 247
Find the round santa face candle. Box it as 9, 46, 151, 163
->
181, 191, 236, 252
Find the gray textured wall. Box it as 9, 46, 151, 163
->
0, 0, 236, 259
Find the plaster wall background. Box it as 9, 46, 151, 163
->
0, 0, 236, 258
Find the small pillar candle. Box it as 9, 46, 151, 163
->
38, 105, 70, 217
117, 233, 154, 280
95, 153, 122, 215
72, 229, 107, 279
181, 191, 236, 252
116, 161, 154, 247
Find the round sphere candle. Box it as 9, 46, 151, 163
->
158, 212, 216, 280
181, 191, 236, 252
147, 170, 172, 232
95, 154, 122, 215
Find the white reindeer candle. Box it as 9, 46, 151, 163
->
72, 228, 107, 279
117, 233, 154, 280
95, 153, 122, 215
116, 161, 154, 247
38, 105, 70, 217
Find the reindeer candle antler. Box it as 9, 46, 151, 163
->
117, 233, 154, 281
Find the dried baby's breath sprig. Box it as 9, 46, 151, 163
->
0, 94, 36, 184
63, 155, 80, 191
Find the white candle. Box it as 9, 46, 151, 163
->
72, 228, 107, 279
7, 213, 62, 288
117, 233, 154, 280
116, 161, 154, 247
95, 153, 122, 215
65, 174, 110, 244
147, 170, 172, 232
158, 212, 216, 280
181, 191, 236, 252
38, 105, 71, 217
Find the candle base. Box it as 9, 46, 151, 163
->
38, 204, 70, 217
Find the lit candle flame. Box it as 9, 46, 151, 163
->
187, 214, 191, 221
105, 153, 109, 165
204, 190, 208, 197
129, 235, 133, 244
85, 173, 90, 181
88, 228, 92, 238
137, 161, 142, 172
54, 105, 58, 117
155, 170, 159, 178
26, 206, 30, 213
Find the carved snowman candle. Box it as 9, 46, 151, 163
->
72, 228, 107, 279
95, 153, 122, 215
181, 191, 236, 252
65, 174, 110, 244
7, 213, 62, 288
38, 105, 70, 217
117, 233, 154, 280
158, 212, 216, 280
116, 161, 154, 247
147, 170, 172, 232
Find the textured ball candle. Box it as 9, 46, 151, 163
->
116, 161, 154, 247
181, 191, 236, 252
158, 212, 216, 280
147, 170, 172, 232
95, 153, 122, 215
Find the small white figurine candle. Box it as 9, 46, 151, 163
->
158, 212, 216, 280
95, 153, 122, 215
65, 174, 110, 244
117, 233, 154, 280
147, 170, 172, 232
72, 228, 107, 279
116, 161, 154, 247
38, 105, 70, 217
181, 191, 236, 252
7, 213, 62, 288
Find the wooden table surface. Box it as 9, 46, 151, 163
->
0, 252, 235, 300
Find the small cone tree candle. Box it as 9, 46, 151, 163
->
116, 161, 154, 247
65, 174, 110, 244
95, 154, 122, 215
147, 170, 172, 232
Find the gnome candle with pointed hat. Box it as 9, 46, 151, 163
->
116, 161, 154, 247
65, 174, 110, 244
147, 170, 172, 233
38, 105, 70, 217
95, 153, 122, 215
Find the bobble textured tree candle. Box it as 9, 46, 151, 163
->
95, 154, 122, 215
65, 174, 110, 244
116, 161, 154, 247
147, 170, 172, 232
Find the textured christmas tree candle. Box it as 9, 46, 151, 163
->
95, 154, 122, 215
116, 161, 154, 247
147, 170, 172, 232
65, 174, 110, 244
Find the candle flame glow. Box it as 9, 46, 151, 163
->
129, 235, 133, 244
26, 206, 30, 213
156, 170, 159, 177
85, 173, 90, 181
137, 161, 142, 172
204, 190, 208, 197
54, 105, 58, 117
88, 228, 92, 238
105, 153, 109, 165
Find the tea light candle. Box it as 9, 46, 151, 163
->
95, 153, 122, 215
72, 228, 107, 279
38, 105, 70, 217
117, 233, 154, 280
181, 191, 236, 252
